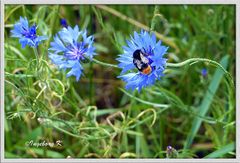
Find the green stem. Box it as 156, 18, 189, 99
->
94, 57, 230, 74
166, 58, 234, 89
167, 58, 225, 70
93, 57, 234, 91
92, 58, 119, 68
52, 125, 110, 140
222, 79, 235, 144
33, 48, 39, 69
89, 62, 94, 105
150, 5, 160, 32
32, 85, 47, 107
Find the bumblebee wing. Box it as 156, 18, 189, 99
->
133, 59, 143, 70
140, 52, 149, 64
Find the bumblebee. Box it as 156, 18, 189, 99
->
133, 49, 152, 75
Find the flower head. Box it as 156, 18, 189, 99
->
201, 68, 208, 77
48, 25, 96, 81
166, 146, 178, 158
117, 30, 168, 91
11, 17, 48, 48
60, 18, 68, 28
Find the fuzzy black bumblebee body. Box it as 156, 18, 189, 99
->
133, 49, 152, 75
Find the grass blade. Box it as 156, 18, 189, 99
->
204, 142, 235, 158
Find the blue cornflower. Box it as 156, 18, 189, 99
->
117, 30, 168, 92
48, 25, 96, 81
60, 18, 68, 28
201, 68, 208, 77
11, 17, 48, 48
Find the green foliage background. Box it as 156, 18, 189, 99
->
4, 4, 235, 158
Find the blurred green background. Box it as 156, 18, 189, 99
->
4, 5, 235, 158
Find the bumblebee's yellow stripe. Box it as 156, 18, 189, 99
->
141, 66, 152, 75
